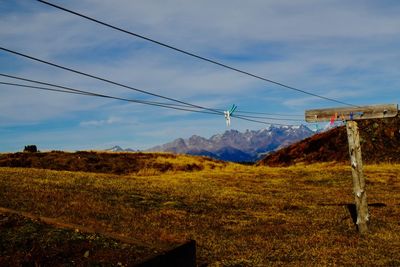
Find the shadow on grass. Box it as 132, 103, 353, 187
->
318, 202, 387, 226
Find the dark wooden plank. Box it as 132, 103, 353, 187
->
305, 104, 398, 122
135, 240, 196, 267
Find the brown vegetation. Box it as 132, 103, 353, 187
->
1, 156, 400, 265
0, 151, 225, 175
259, 116, 400, 166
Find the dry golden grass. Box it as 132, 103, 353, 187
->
0, 151, 227, 174
1, 159, 400, 266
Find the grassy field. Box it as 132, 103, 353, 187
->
1, 156, 400, 266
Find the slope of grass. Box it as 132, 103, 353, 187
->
0, 151, 226, 175
1, 161, 400, 266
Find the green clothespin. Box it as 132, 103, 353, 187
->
229, 104, 237, 115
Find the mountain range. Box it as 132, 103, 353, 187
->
145, 125, 314, 162
104, 146, 136, 152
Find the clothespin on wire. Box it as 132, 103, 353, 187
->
341, 114, 346, 125
330, 112, 338, 126
229, 104, 237, 115
224, 104, 237, 127
314, 115, 320, 131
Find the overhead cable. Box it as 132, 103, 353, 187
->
0, 74, 302, 126
0, 81, 222, 115
0, 73, 220, 112
222, 110, 304, 117
0, 47, 223, 115
0, 80, 300, 126
0, 73, 304, 122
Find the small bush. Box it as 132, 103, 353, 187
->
23, 145, 37, 153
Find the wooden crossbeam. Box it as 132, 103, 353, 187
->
305, 104, 398, 122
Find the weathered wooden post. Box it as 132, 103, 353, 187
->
305, 104, 398, 234
346, 120, 368, 233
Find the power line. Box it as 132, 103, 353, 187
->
0, 81, 90, 96
0, 47, 306, 124
0, 77, 221, 115
231, 114, 301, 126
0, 73, 304, 122
0, 73, 304, 121
0, 74, 302, 126
37, 0, 358, 108
215, 108, 304, 118
0, 73, 220, 113
0, 47, 223, 116
0, 81, 222, 115
12, 71, 303, 120
234, 114, 303, 122
225, 110, 304, 117
0, 80, 300, 126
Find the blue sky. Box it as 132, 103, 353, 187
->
1, 0, 400, 152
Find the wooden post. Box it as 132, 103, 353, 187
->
346, 121, 369, 234
305, 103, 398, 234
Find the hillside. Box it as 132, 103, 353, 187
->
1, 163, 400, 265
147, 125, 313, 162
259, 116, 400, 166
0, 151, 226, 175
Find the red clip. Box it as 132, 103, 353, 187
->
330, 113, 337, 125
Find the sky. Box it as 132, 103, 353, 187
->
1, 0, 400, 152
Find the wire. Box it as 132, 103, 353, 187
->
0, 74, 305, 119
0, 81, 221, 115
0, 80, 300, 126
37, 0, 358, 108
0, 74, 302, 126
224, 110, 304, 117
233, 115, 303, 122
0, 81, 91, 96
1, 73, 304, 123
0, 48, 305, 123
0, 73, 220, 113
231, 114, 300, 126
215, 108, 304, 118
0, 47, 223, 115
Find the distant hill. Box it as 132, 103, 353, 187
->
0, 151, 226, 175
147, 125, 314, 162
258, 116, 400, 166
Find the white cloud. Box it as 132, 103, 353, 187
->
79, 116, 123, 127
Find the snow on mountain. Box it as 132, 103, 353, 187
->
104, 146, 136, 152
